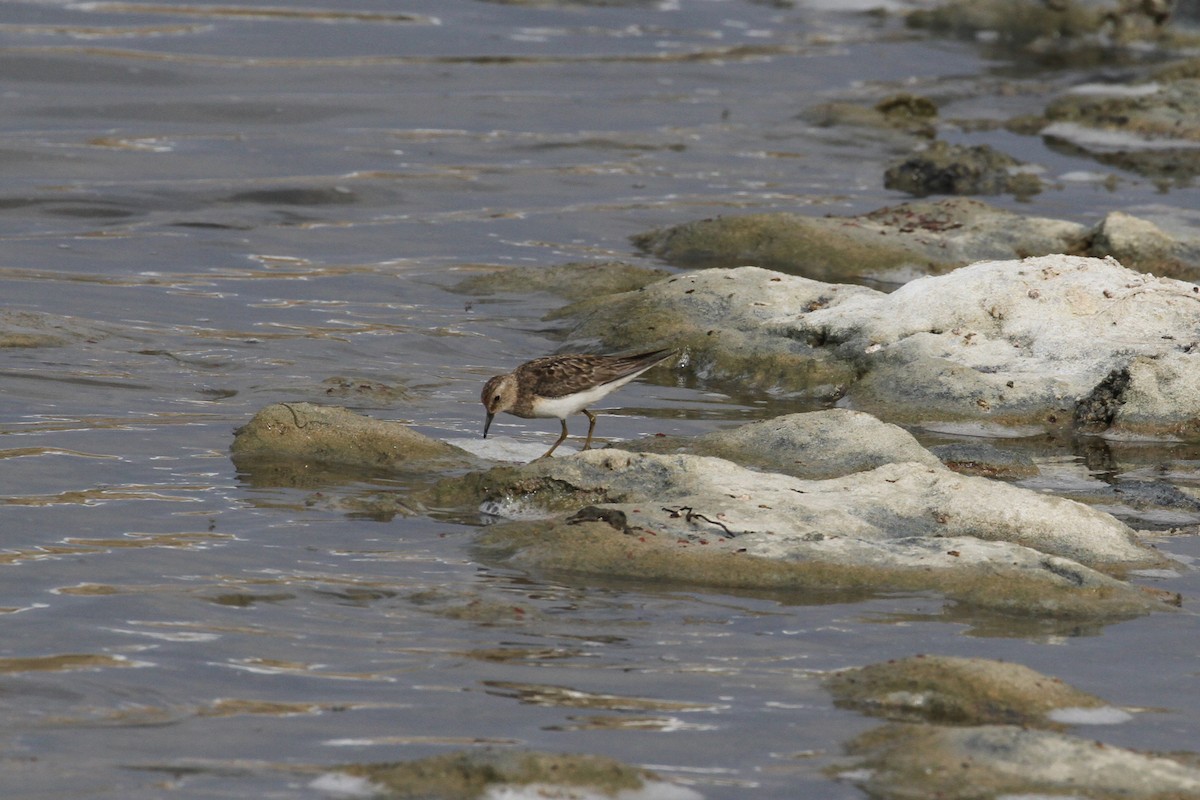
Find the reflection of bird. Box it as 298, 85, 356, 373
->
481, 349, 674, 459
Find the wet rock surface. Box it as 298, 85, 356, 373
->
825, 654, 1107, 728
905, 0, 1179, 48
451, 259, 670, 302
331, 749, 697, 800
458, 448, 1170, 619
0, 309, 112, 348
628, 197, 1083, 283
929, 442, 1040, 479
803, 92, 939, 141
826, 654, 1200, 800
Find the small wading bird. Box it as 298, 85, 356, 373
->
481, 349, 674, 459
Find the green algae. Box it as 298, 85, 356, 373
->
340, 750, 650, 799
630, 212, 924, 280
825, 655, 1105, 728
452, 260, 670, 301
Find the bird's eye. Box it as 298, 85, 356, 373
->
493, 395, 501, 403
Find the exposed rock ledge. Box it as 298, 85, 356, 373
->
460, 448, 1172, 621
558, 254, 1200, 438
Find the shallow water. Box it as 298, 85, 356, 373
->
2, 1, 1200, 797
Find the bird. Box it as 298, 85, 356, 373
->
481, 348, 674, 459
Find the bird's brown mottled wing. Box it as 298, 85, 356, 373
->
518, 350, 672, 399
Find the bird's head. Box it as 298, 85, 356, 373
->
481, 374, 517, 438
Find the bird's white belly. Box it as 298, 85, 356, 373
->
529, 374, 640, 419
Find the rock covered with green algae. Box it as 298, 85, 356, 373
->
330, 749, 700, 800
560, 255, 1200, 438
463, 448, 1172, 620
841, 723, 1200, 800
230, 402, 474, 470
451, 260, 670, 302
804, 92, 939, 141
630, 198, 1200, 284
828, 655, 1200, 800
628, 197, 1081, 283
825, 655, 1108, 728
905, 0, 1175, 47
0, 309, 113, 348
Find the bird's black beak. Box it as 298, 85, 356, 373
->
483, 412, 494, 439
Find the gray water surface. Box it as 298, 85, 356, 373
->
2, 1, 1199, 797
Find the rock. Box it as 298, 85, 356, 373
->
625, 409, 944, 479
905, 0, 1105, 46
1040, 79, 1200, 179
329, 749, 699, 799
462, 449, 1171, 619
560, 255, 1200, 437
230, 402, 473, 471
841, 723, 1200, 800
857, 199, 1084, 269
627, 197, 1083, 283
0, 309, 111, 348
884, 140, 1042, 197
1080, 210, 1200, 280
803, 92, 938, 140
905, 0, 1176, 48
319, 376, 411, 405
561, 265, 870, 399
629, 211, 921, 283
451, 260, 670, 302
824, 655, 1107, 727
1108, 352, 1200, 438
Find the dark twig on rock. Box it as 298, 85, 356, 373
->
661, 506, 738, 539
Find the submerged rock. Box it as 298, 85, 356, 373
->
929, 442, 1040, 479
451, 260, 670, 302
330, 749, 698, 800
841, 723, 1200, 800
905, 0, 1176, 47
460, 448, 1170, 619
560, 255, 1200, 438
1040, 79, 1200, 180
823, 654, 1200, 799
825, 655, 1107, 728
0, 309, 111, 348
628, 197, 1083, 283
804, 92, 939, 141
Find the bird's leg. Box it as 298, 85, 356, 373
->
539, 418, 570, 459
581, 409, 597, 450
